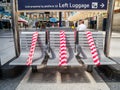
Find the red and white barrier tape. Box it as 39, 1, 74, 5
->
59, 31, 67, 66
26, 32, 38, 66
86, 31, 100, 66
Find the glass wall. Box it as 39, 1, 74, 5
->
0, 2, 15, 66
0, 27, 16, 66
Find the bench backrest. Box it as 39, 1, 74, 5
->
78, 32, 104, 49
19, 31, 103, 52
46, 27, 72, 31
20, 32, 45, 51
49, 31, 75, 50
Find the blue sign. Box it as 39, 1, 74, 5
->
18, 0, 108, 11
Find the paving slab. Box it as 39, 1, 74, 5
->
16, 66, 110, 90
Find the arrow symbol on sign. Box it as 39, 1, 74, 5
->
100, 3, 104, 8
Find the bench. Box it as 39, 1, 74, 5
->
9, 30, 116, 72
10, 31, 46, 71
76, 31, 116, 72
46, 31, 80, 66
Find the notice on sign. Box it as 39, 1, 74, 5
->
18, 0, 108, 11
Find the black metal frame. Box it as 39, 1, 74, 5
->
74, 30, 79, 53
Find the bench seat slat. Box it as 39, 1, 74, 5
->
78, 32, 116, 65
110, 57, 120, 64
78, 48, 116, 65
47, 31, 80, 66
10, 50, 45, 65
10, 32, 46, 66
47, 48, 80, 66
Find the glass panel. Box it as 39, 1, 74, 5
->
0, 2, 15, 66
110, 12, 120, 57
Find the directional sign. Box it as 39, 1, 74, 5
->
17, 0, 108, 11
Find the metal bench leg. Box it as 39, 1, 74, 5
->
85, 65, 93, 73
32, 66, 38, 73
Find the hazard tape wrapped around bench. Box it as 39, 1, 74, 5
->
77, 31, 116, 65
46, 31, 80, 66
10, 31, 46, 65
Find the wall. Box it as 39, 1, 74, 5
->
96, 13, 120, 31
113, 13, 120, 31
